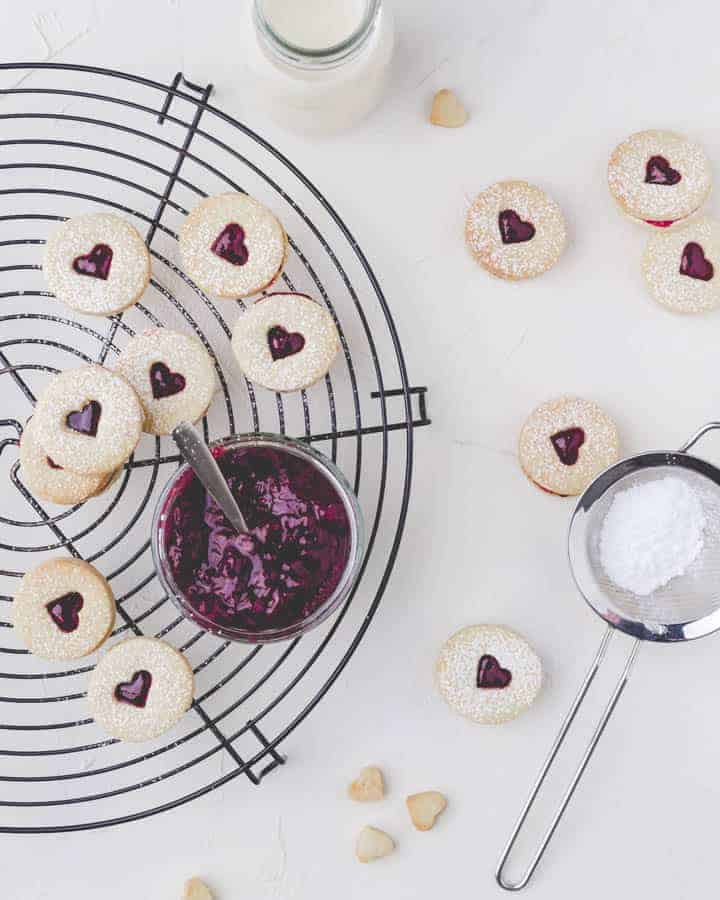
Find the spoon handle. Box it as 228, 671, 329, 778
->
172, 422, 249, 534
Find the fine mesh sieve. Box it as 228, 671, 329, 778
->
496, 422, 720, 891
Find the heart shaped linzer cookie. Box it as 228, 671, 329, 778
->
645, 155, 682, 186
476, 654, 512, 689
211, 223, 249, 266
680, 242, 714, 281
72, 243, 113, 280
267, 325, 305, 361
66, 400, 102, 437
498, 209, 536, 245
149, 362, 187, 399
114, 669, 152, 708
45, 591, 84, 634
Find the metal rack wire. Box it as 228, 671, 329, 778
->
0, 63, 429, 833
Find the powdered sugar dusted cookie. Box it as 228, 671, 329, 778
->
18, 415, 115, 505
179, 193, 287, 298
12, 558, 115, 661
231, 292, 340, 392
32, 365, 143, 475
87, 636, 193, 742
642, 217, 720, 313
435, 625, 542, 724
465, 180, 567, 280
43, 213, 150, 316
608, 130, 711, 228
519, 396, 620, 497
116, 329, 217, 435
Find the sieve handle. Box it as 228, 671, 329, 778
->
680, 421, 720, 454
495, 627, 641, 892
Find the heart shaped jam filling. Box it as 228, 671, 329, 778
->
680, 242, 714, 281
476, 654, 512, 689
72, 243, 113, 280
45, 591, 83, 634
66, 400, 102, 437
211, 223, 249, 266
267, 325, 305, 361
498, 209, 535, 244
644, 155, 681, 186
551, 427, 585, 465
149, 361, 186, 399
114, 670, 152, 708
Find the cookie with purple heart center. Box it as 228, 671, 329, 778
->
87, 637, 194, 742
12, 558, 115, 661
44, 213, 150, 316
116, 329, 216, 435
519, 397, 620, 497
609, 130, 711, 228
466, 180, 566, 280
232, 292, 340, 392
643, 216, 720, 313
180, 193, 287, 298
436, 625, 542, 724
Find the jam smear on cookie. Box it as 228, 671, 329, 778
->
149, 362, 186, 399
680, 242, 714, 281
66, 401, 102, 437
114, 670, 152, 708
550, 427, 585, 466
267, 325, 305, 361
72, 243, 113, 280
498, 209, 535, 244
46, 456, 63, 470
45, 592, 84, 634
644, 155, 681, 186
476, 654, 512, 689
211, 223, 249, 266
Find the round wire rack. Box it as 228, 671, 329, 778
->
0, 63, 429, 833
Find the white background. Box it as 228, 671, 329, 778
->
4, 0, 720, 897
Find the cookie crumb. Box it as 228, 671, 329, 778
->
348, 765, 385, 802
430, 89, 468, 128
406, 791, 447, 831
183, 877, 213, 900
356, 826, 395, 863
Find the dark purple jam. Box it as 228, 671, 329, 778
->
162, 445, 353, 635
680, 242, 714, 281
66, 400, 102, 436
476, 654, 512, 689
210, 223, 249, 266
115, 670, 152, 707
550, 427, 585, 466
72, 243, 113, 279
267, 326, 305, 361
644, 155, 681, 186
149, 361, 186, 399
46, 592, 83, 633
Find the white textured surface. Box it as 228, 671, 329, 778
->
8, 1, 720, 899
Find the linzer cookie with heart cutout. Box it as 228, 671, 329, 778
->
465, 180, 567, 280
435, 625, 542, 724
116, 329, 217, 434
642, 217, 720, 313
87, 636, 193, 742
43, 213, 151, 315
231, 292, 340, 392
12, 559, 115, 661
32, 365, 144, 475
18, 415, 115, 505
519, 396, 620, 497
179, 192, 287, 298
608, 130, 712, 228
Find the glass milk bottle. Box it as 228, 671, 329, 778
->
244, 0, 394, 134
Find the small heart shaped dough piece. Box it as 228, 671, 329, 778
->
430, 89, 468, 128
406, 791, 448, 831
348, 765, 385, 802
356, 826, 395, 863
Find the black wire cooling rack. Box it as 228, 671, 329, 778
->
0, 63, 429, 833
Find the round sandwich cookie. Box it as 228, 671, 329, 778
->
43, 213, 151, 316
608, 130, 711, 228
519, 396, 620, 497
12, 558, 115, 661
32, 365, 144, 475
642, 217, 720, 313
465, 180, 567, 280
435, 625, 542, 725
231, 292, 340, 392
179, 192, 287, 298
116, 329, 217, 435
18, 416, 115, 505
87, 636, 194, 742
